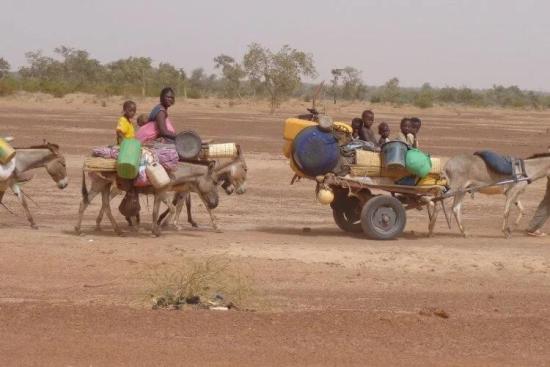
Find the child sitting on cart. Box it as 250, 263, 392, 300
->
378, 122, 390, 146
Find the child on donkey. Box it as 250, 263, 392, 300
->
116, 100, 137, 144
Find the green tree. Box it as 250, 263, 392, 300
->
214, 54, 246, 99
340, 66, 364, 100
107, 57, 153, 96
381, 77, 401, 104
54, 46, 104, 90
330, 68, 344, 104
0, 58, 10, 79
413, 82, 434, 108
243, 43, 317, 111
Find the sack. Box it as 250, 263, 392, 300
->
119, 189, 141, 218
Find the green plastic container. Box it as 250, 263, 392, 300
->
117, 138, 142, 179
405, 148, 432, 178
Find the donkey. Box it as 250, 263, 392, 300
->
75, 162, 220, 236
158, 145, 248, 228
432, 153, 550, 238
0, 142, 68, 228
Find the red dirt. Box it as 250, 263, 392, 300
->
1, 96, 550, 366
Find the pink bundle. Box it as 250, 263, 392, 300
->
154, 147, 179, 171
92, 146, 119, 159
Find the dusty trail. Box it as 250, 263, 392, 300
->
1, 96, 550, 366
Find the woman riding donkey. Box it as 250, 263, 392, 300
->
136, 87, 177, 144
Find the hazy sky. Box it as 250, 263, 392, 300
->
2, 0, 550, 90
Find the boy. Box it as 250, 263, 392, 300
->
397, 117, 415, 147
410, 117, 421, 148
116, 100, 137, 144
360, 110, 378, 145
377, 122, 390, 146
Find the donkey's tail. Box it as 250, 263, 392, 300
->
81, 169, 89, 205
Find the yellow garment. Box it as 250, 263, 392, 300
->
116, 116, 135, 143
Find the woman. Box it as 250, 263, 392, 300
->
136, 87, 177, 143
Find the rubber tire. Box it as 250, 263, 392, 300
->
333, 206, 363, 233
360, 195, 406, 240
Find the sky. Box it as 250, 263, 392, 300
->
2, 0, 550, 90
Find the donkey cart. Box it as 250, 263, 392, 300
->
318, 174, 447, 240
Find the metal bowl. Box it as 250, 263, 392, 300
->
175, 131, 202, 160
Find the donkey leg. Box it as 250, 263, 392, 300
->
75, 189, 100, 234
452, 192, 467, 237
514, 200, 525, 226
10, 183, 37, 229
185, 193, 198, 228
151, 193, 164, 237
97, 187, 120, 229
502, 184, 526, 238
198, 195, 219, 232
161, 193, 179, 230
101, 188, 122, 236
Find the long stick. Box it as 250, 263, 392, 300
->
441, 199, 452, 229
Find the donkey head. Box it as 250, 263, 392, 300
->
43, 141, 68, 189
215, 145, 248, 195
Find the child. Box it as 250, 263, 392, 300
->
377, 122, 390, 146
410, 117, 421, 148
136, 113, 149, 127
397, 117, 415, 147
116, 100, 137, 144
351, 117, 364, 139
360, 109, 378, 145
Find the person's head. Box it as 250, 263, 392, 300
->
136, 113, 149, 127
361, 110, 374, 128
160, 87, 175, 108
400, 117, 412, 135
351, 117, 363, 132
378, 122, 390, 138
122, 100, 136, 119
410, 117, 421, 135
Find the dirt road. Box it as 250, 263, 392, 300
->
1, 95, 549, 366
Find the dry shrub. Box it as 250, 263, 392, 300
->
145, 257, 255, 310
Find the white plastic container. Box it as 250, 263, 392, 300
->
145, 162, 171, 189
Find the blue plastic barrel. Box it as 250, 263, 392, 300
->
292, 126, 340, 177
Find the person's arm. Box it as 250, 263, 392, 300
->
116, 130, 125, 144
155, 111, 176, 140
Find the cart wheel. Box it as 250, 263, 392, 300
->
331, 196, 363, 233
360, 195, 406, 240
333, 207, 362, 233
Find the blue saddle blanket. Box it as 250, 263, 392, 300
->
474, 150, 513, 175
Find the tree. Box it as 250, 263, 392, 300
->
19, 50, 63, 81
381, 77, 401, 104
214, 54, 246, 98
340, 67, 364, 101
107, 57, 153, 96
330, 68, 344, 104
54, 46, 104, 89
178, 68, 187, 98
243, 43, 317, 111
155, 62, 181, 93
413, 82, 434, 108
0, 58, 10, 79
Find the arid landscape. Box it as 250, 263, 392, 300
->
1, 94, 550, 366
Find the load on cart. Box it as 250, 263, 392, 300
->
282, 112, 448, 240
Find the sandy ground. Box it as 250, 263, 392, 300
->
1, 94, 550, 366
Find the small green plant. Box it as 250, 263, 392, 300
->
144, 257, 255, 310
